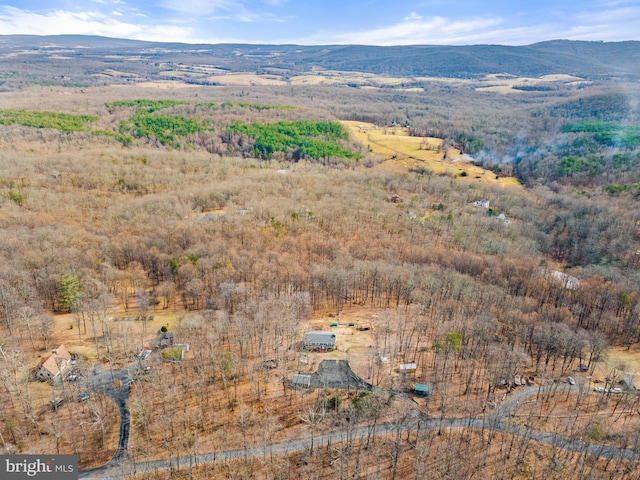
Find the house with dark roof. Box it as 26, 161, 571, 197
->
303, 331, 336, 351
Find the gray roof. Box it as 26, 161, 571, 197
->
304, 331, 336, 345
291, 374, 311, 387
291, 360, 373, 391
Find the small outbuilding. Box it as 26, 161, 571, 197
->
399, 363, 417, 374
414, 383, 432, 397
291, 374, 312, 388
304, 331, 336, 351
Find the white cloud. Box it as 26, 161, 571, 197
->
297, 14, 506, 45
159, 0, 238, 15
564, 6, 640, 41
208, 11, 285, 23
292, 5, 640, 46
593, 0, 636, 7
1, 2, 638, 46
0, 6, 205, 43
404, 12, 422, 22
573, 5, 640, 24
158, 0, 285, 23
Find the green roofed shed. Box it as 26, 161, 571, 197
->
414, 383, 431, 396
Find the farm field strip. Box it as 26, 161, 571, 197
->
342, 120, 520, 186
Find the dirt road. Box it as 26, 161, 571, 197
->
79, 384, 638, 479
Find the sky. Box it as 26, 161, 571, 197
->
0, 0, 639, 46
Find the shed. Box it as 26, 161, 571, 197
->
291, 374, 312, 388
399, 363, 417, 374
304, 331, 336, 351
414, 383, 432, 397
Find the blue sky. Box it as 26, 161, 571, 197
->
0, 0, 638, 45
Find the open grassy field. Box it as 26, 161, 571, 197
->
289, 70, 417, 87
205, 73, 288, 86
475, 73, 589, 93
343, 121, 521, 186
148, 67, 591, 94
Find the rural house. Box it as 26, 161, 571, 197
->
303, 331, 336, 351
36, 345, 72, 382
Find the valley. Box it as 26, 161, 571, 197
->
0, 36, 639, 479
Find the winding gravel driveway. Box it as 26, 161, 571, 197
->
78, 378, 639, 479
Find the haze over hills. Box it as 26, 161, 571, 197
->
0, 35, 639, 87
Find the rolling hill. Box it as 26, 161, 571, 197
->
0, 35, 639, 88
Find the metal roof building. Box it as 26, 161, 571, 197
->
414, 383, 432, 396
303, 331, 336, 351
291, 374, 312, 388
399, 363, 417, 373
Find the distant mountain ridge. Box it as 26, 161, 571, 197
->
0, 35, 639, 83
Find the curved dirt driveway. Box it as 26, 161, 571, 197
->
79, 378, 638, 479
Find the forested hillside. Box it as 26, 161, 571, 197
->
0, 35, 639, 89
0, 36, 639, 479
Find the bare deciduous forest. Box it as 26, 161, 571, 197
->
1, 36, 640, 479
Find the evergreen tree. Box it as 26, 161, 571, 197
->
59, 273, 81, 312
